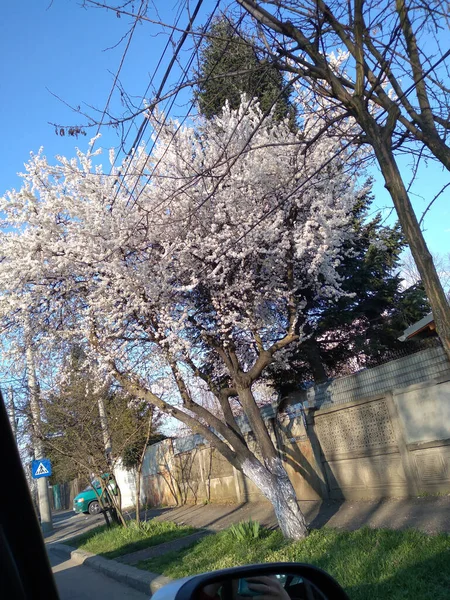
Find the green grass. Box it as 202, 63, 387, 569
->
66, 520, 197, 559
137, 526, 450, 600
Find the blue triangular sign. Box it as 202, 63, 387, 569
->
35, 462, 49, 476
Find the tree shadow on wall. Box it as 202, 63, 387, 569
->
275, 415, 345, 529
276, 416, 327, 498
156, 448, 203, 506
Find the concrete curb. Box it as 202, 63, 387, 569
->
50, 543, 172, 596
118, 530, 210, 565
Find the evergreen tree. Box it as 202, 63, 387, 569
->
195, 17, 295, 123
270, 186, 430, 395
42, 347, 155, 483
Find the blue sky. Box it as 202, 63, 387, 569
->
0, 0, 448, 256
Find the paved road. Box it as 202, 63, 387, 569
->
45, 509, 105, 544
48, 548, 149, 600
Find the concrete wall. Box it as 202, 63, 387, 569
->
289, 344, 449, 409
393, 378, 450, 495
310, 372, 450, 500
312, 394, 410, 499
115, 434, 266, 509
114, 462, 138, 510
394, 379, 450, 444
115, 346, 450, 507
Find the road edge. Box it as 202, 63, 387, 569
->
49, 543, 172, 596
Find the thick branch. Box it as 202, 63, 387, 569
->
110, 360, 249, 468
395, 0, 435, 131
180, 356, 240, 432
245, 333, 299, 384
168, 360, 248, 450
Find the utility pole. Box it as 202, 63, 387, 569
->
25, 319, 53, 534
7, 387, 17, 442
97, 395, 112, 466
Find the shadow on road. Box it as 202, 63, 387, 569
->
44, 511, 104, 543
47, 547, 148, 599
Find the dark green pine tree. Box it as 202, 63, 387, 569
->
269, 186, 430, 395
195, 17, 295, 124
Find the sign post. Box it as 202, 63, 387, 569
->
31, 458, 53, 533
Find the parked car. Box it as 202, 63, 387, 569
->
73, 481, 103, 515
73, 475, 117, 515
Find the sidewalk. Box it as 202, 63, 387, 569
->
46, 495, 450, 547
141, 495, 450, 536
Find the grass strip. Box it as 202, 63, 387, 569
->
137, 525, 450, 600
66, 519, 197, 559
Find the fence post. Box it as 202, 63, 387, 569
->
305, 408, 329, 499
385, 392, 419, 496
233, 466, 247, 503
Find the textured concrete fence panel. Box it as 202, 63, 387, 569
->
394, 379, 450, 444
115, 346, 450, 507
394, 376, 450, 495
312, 396, 410, 499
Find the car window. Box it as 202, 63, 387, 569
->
82, 479, 101, 491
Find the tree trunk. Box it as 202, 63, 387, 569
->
97, 395, 112, 465
371, 137, 450, 361
236, 386, 280, 459
25, 322, 53, 534
6, 387, 17, 442
241, 455, 308, 540
235, 384, 308, 539
135, 467, 141, 526
304, 339, 328, 384
110, 479, 126, 526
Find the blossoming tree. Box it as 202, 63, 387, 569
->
0, 101, 360, 539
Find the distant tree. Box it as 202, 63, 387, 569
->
41, 348, 161, 525
378, 282, 432, 346
401, 251, 450, 300
195, 17, 295, 124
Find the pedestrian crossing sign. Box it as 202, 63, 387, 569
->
32, 458, 52, 479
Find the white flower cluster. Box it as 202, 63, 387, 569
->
0, 99, 361, 376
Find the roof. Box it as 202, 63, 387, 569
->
398, 312, 435, 342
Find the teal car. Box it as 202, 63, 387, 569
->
73, 474, 118, 515
73, 481, 103, 515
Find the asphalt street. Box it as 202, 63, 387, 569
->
48, 548, 149, 600
44, 509, 105, 543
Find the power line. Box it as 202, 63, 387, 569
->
90, 0, 147, 152
126, 12, 288, 213
109, 0, 209, 208
110, 0, 187, 169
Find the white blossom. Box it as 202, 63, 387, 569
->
0, 99, 362, 399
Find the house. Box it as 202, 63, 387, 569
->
398, 312, 436, 342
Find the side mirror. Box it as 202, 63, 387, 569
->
151, 563, 350, 600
